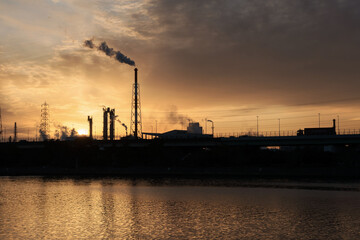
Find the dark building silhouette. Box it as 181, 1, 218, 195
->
297, 119, 336, 136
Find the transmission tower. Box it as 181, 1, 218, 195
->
130, 68, 142, 138
39, 102, 50, 141
0, 107, 3, 142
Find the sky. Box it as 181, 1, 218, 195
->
0, 0, 360, 139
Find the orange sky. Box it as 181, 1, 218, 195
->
1, 0, 360, 140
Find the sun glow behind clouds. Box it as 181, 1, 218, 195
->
78, 129, 88, 136
1, 0, 360, 141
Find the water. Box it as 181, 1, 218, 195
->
1, 177, 360, 239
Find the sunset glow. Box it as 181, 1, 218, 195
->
77, 129, 87, 136
0, 0, 359, 140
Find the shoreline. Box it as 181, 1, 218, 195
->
1, 166, 360, 178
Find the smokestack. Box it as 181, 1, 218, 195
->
103, 108, 109, 140
88, 116, 93, 139
333, 119, 336, 131
134, 68, 138, 138
109, 109, 115, 141
130, 68, 142, 139
14, 122, 17, 142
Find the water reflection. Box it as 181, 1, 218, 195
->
0, 177, 360, 239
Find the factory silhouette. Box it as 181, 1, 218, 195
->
0, 39, 344, 143
0, 67, 352, 143
31, 67, 337, 142
0, 41, 359, 177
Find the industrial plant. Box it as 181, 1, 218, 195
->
0, 67, 360, 177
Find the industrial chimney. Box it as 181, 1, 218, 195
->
103, 107, 109, 140
130, 68, 142, 138
134, 68, 138, 138
109, 109, 115, 141
88, 116, 93, 139
14, 122, 17, 142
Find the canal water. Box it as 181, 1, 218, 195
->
0, 177, 360, 239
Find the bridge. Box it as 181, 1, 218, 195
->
160, 134, 360, 147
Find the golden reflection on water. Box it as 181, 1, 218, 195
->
0, 177, 360, 239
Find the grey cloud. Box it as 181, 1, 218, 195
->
120, 0, 360, 106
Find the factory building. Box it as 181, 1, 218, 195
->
297, 119, 336, 136
142, 122, 212, 139
187, 122, 203, 134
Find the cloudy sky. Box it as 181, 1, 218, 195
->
1, 0, 360, 139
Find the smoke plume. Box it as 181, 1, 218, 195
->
116, 119, 128, 132
167, 106, 192, 126
54, 125, 78, 140
84, 39, 94, 49
84, 39, 135, 66
39, 129, 48, 141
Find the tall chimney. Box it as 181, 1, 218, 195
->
14, 122, 17, 142
130, 68, 142, 139
333, 119, 336, 132
88, 116, 93, 139
109, 109, 115, 141
103, 108, 108, 140
134, 68, 138, 138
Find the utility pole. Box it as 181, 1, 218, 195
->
278, 119, 281, 136
35, 124, 37, 142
